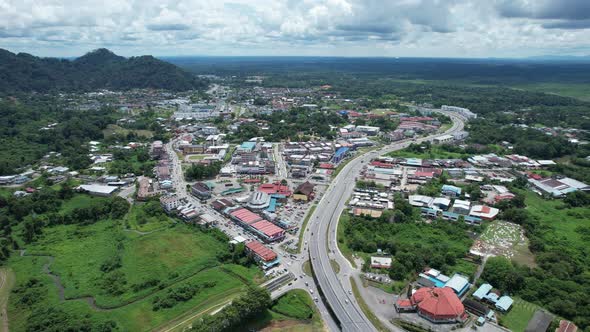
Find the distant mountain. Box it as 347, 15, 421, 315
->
0, 48, 208, 93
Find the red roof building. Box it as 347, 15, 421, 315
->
318, 163, 335, 169
258, 182, 292, 196
245, 240, 277, 262
250, 220, 285, 241
229, 208, 263, 225
370, 161, 395, 168
396, 287, 467, 324
556, 320, 578, 332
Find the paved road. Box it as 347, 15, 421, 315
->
309, 111, 465, 332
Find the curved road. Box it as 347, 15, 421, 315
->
308, 111, 465, 332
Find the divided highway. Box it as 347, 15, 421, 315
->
308, 112, 465, 332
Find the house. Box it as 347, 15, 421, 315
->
409, 195, 434, 207
441, 185, 462, 197
469, 205, 499, 220
432, 197, 451, 210
451, 200, 471, 215
191, 182, 211, 200
444, 274, 470, 296
160, 196, 182, 213
370, 256, 392, 269
473, 283, 493, 300
556, 320, 578, 332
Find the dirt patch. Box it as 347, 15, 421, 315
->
261, 319, 314, 332
471, 221, 536, 267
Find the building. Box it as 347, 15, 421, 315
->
250, 220, 285, 242
237, 141, 257, 153
370, 256, 392, 269
160, 195, 182, 213
434, 135, 454, 144
182, 144, 206, 154
444, 274, 470, 296
462, 299, 490, 317
529, 176, 590, 197
453, 131, 469, 140
441, 105, 477, 119
294, 181, 315, 201
441, 185, 462, 197
191, 182, 211, 200
395, 287, 468, 324
245, 240, 279, 269
137, 176, 159, 201
556, 320, 578, 332
211, 198, 235, 211
333, 147, 350, 163
355, 125, 380, 136
258, 182, 292, 196
452, 200, 471, 215
469, 205, 499, 220
409, 195, 434, 207
247, 191, 272, 211
473, 283, 493, 300
77, 184, 118, 197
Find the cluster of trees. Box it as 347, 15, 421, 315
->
342, 207, 473, 281
25, 307, 118, 332
191, 287, 272, 332
0, 98, 119, 175
484, 195, 590, 329
0, 48, 207, 93
109, 148, 155, 176
152, 281, 216, 311
185, 162, 222, 181
228, 108, 347, 142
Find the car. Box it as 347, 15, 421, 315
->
305, 282, 308, 286
348, 290, 352, 295
345, 299, 349, 304
314, 297, 319, 302
288, 282, 292, 286
310, 289, 314, 294
294, 278, 298, 281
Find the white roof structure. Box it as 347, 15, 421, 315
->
370, 256, 392, 268
78, 184, 118, 195
445, 274, 470, 294
469, 205, 499, 220
452, 199, 471, 210
432, 197, 451, 207
408, 195, 434, 207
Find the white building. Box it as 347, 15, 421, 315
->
441, 105, 477, 119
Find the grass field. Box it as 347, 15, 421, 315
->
245, 289, 324, 332
477, 220, 535, 267
511, 83, 590, 101
7, 192, 263, 332
500, 297, 541, 332
387, 146, 467, 159
125, 203, 173, 232
524, 191, 590, 251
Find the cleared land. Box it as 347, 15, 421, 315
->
500, 297, 541, 332
102, 124, 153, 139
472, 221, 535, 267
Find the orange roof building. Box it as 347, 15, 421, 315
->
396, 287, 468, 324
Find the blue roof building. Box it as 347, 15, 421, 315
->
442, 185, 462, 197
495, 296, 514, 312
444, 273, 471, 296
238, 141, 256, 153
333, 147, 350, 163
405, 158, 422, 167
473, 283, 493, 300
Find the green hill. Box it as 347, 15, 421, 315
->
0, 48, 207, 93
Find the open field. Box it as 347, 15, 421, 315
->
524, 191, 590, 251
499, 297, 541, 332
6, 191, 262, 332
387, 146, 468, 159
511, 83, 590, 102
244, 289, 324, 332
125, 202, 173, 232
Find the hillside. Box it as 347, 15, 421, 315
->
0, 48, 207, 93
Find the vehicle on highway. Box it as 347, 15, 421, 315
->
310, 289, 314, 294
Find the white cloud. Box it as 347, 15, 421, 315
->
0, 0, 589, 57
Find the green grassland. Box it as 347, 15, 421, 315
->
245, 289, 324, 332
387, 145, 468, 159
511, 83, 590, 102
125, 202, 173, 232
6, 192, 263, 331
524, 191, 590, 250
499, 297, 542, 332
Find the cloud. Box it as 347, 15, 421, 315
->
0, 0, 588, 57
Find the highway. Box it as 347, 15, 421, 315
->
308, 111, 465, 332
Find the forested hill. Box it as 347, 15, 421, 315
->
0, 48, 208, 93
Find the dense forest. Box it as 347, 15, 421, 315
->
0, 48, 208, 93
0, 97, 120, 175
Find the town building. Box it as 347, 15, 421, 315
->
441, 105, 477, 119
77, 184, 118, 197
247, 191, 272, 211
191, 182, 211, 200
294, 181, 315, 201
245, 240, 280, 269
160, 195, 183, 213
469, 205, 499, 220
441, 185, 462, 197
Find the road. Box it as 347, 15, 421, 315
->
308, 111, 465, 332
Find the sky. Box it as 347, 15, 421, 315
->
1, 0, 590, 58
